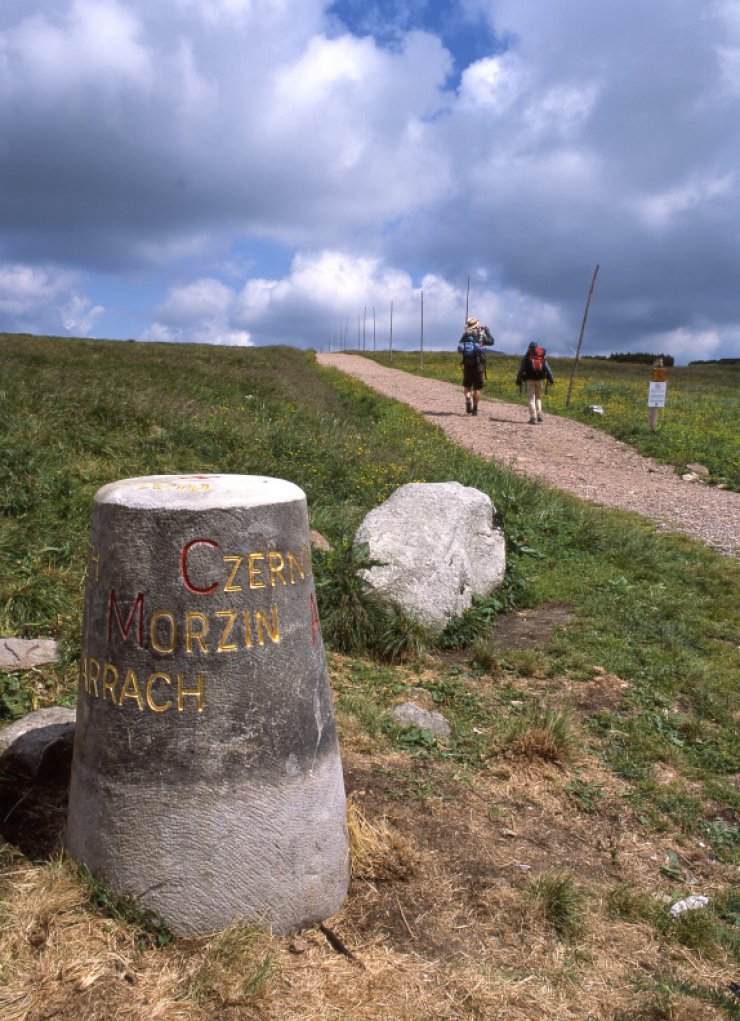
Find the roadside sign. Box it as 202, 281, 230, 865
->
648, 382, 667, 407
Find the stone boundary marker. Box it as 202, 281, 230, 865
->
66, 474, 349, 935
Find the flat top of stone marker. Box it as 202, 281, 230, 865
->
95, 475, 305, 511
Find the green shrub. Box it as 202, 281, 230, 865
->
526, 872, 586, 939
606, 883, 660, 924
374, 605, 434, 663
498, 706, 578, 764
440, 593, 508, 649
314, 542, 388, 656
470, 637, 504, 675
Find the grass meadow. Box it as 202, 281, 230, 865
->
364, 350, 740, 490
0, 332, 738, 1021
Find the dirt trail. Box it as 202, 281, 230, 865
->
317, 353, 739, 556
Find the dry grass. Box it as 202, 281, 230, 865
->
0, 662, 737, 1021
186, 925, 274, 1007
0, 852, 196, 1021
0, 772, 735, 1021
347, 790, 421, 881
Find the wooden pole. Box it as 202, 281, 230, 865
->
389, 300, 393, 364
465, 275, 470, 324
363, 306, 367, 351
420, 290, 424, 370
566, 263, 600, 409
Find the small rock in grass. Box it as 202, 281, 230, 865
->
392, 702, 450, 739
0, 707, 76, 781
670, 895, 710, 917
0, 638, 59, 671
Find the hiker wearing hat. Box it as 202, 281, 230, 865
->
516, 341, 554, 424
457, 316, 494, 416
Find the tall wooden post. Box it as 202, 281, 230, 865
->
566, 263, 600, 409
389, 300, 393, 364
420, 290, 424, 371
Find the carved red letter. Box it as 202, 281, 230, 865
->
181, 539, 220, 595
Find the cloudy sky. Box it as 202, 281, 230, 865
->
1, 0, 738, 363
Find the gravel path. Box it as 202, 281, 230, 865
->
317, 353, 739, 557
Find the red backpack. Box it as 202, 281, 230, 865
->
527, 345, 546, 377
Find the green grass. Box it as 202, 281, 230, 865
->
363, 350, 740, 488
0, 332, 734, 861
1, 332, 738, 1017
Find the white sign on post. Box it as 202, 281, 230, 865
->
648, 382, 667, 408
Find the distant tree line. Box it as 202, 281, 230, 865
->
689, 357, 739, 365
607, 352, 675, 366
583, 352, 675, 365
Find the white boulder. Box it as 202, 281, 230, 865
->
354, 481, 506, 630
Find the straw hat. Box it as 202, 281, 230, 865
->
466, 317, 479, 327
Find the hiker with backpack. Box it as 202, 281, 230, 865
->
516, 341, 554, 424
457, 316, 494, 416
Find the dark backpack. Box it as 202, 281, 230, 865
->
526, 345, 546, 378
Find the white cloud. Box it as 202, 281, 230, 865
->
0, 1, 738, 362
173, 0, 310, 30
157, 278, 235, 325
60, 293, 105, 335
523, 83, 598, 140
712, 1, 740, 96
458, 54, 527, 112
145, 276, 252, 345
235, 251, 417, 341
138, 322, 178, 343
146, 249, 570, 355
274, 33, 373, 107
0, 263, 104, 335
643, 327, 725, 363
9, 0, 152, 90
139, 319, 253, 346
631, 173, 735, 231
0, 264, 73, 317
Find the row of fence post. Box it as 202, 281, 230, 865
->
325, 266, 602, 385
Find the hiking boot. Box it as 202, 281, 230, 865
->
537, 414, 543, 423
472, 405, 478, 416
465, 396, 473, 414
528, 418, 537, 425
